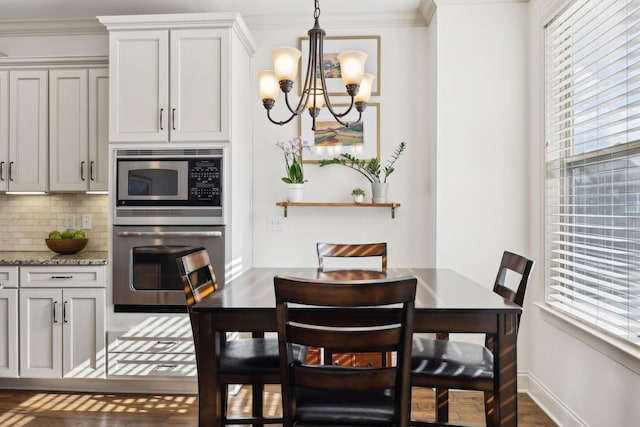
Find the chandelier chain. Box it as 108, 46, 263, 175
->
314, 0, 320, 19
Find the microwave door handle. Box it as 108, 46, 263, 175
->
116, 231, 223, 238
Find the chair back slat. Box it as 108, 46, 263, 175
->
292, 365, 398, 391
316, 242, 388, 271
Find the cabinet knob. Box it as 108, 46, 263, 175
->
9, 162, 14, 181
0, 161, 4, 181
80, 161, 86, 181
90, 161, 95, 181
53, 301, 58, 323
172, 108, 176, 130
160, 108, 164, 130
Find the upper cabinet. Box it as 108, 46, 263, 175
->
99, 13, 255, 144
49, 67, 109, 192
0, 71, 7, 192
8, 70, 48, 192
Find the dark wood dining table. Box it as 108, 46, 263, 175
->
191, 268, 522, 427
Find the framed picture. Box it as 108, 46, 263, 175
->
299, 103, 380, 163
297, 35, 380, 96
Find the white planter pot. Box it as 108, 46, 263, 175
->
371, 182, 388, 203
353, 194, 365, 203
287, 183, 304, 202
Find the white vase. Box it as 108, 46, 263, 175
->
353, 194, 365, 203
371, 182, 388, 203
287, 183, 304, 202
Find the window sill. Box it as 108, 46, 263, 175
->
535, 303, 640, 375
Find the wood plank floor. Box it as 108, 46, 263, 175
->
0, 386, 557, 427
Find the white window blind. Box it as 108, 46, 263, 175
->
545, 0, 640, 346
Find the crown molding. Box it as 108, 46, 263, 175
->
244, 10, 429, 32
420, 0, 437, 25
0, 18, 106, 37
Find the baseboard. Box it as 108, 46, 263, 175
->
519, 371, 587, 427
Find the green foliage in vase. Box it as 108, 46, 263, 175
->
319, 142, 406, 183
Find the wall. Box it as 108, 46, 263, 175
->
250, 18, 433, 268
0, 194, 108, 252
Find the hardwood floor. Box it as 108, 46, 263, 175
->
0, 386, 557, 427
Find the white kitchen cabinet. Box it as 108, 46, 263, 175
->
19, 265, 106, 378
8, 70, 48, 192
0, 266, 19, 378
49, 67, 109, 192
0, 71, 8, 192
101, 14, 249, 143
88, 68, 109, 191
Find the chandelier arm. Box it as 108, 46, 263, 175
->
266, 109, 297, 126
283, 90, 308, 116
331, 109, 363, 128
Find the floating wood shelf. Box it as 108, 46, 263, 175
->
275, 202, 401, 218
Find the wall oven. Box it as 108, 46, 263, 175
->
115, 148, 224, 225
112, 225, 225, 312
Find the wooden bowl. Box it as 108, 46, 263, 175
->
45, 239, 88, 255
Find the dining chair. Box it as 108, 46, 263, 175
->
177, 249, 306, 426
274, 274, 417, 427
410, 250, 534, 427
315, 242, 389, 367
316, 242, 387, 272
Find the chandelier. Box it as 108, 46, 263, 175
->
258, 0, 374, 131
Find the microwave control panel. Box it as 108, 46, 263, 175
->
189, 159, 221, 203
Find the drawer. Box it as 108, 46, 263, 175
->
0, 266, 19, 288
110, 337, 194, 354
20, 266, 106, 288
108, 352, 196, 378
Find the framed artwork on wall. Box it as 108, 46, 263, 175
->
299, 103, 380, 163
297, 35, 381, 96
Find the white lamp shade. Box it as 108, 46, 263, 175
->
354, 73, 374, 102
272, 47, 301, 81
306, 88, 325, 109
336, 51, 367, 85
258, 70, 280, 100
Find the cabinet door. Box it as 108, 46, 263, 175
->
109, 30, 169, 142
8, 70, 48, 192
170, 29, 229, 142
62, 288, 106, 378
88, 68, 109, 191
19, 288, 63, 378
0, 71, 8, 192
0, 289, 18, 377
49, 69, 89, 192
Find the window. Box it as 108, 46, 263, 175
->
545, 0, 640, 346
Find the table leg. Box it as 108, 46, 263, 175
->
493, 312, 519, 427
196, 312, 222, 427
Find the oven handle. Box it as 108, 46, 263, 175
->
116, 231, 223, 238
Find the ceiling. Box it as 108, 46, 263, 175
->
0, 0, 424, 22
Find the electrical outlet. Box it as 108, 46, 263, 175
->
64, 214, 76, 230
267, 216, 284, 231
81, 214, 92, 230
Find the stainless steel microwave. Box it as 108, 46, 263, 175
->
115, 148, 224, 225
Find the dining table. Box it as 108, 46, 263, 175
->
191, 267, 522, 427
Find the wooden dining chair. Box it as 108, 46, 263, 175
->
315, 242, 389, 367
410, 250, 534, 427
316, 242, 387, 272
274, 274, 417, 427
177, 249, 306, 426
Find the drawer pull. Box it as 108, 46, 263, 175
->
50, 276, 73, 279
155, 340, 178, 350
156, 364, 178, 369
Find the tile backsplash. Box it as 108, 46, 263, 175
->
0, 194, 108, 252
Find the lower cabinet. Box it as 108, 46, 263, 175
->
18, 265, 106, 379
0, 288, 18, 377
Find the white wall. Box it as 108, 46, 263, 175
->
250, 20, 433, 268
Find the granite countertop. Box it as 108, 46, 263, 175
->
0, 251, 109, 265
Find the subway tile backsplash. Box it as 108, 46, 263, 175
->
0, 194, 108, 252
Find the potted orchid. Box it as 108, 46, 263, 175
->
277, 136, 312, 202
